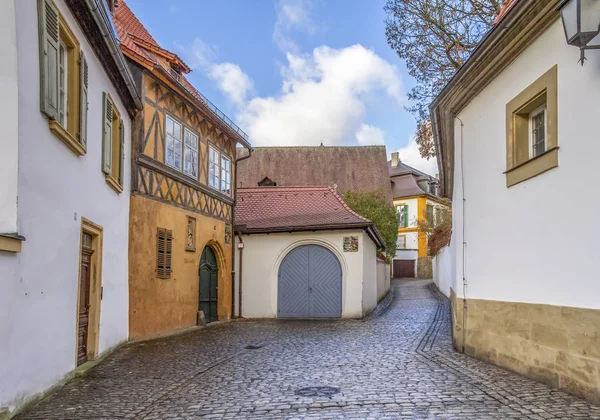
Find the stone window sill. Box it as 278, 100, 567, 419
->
0, 233, 26, 253
49, 120, 86, 156
505, 146, 559, 187
105, 174, 123, 194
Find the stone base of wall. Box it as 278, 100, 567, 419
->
450, 288, 600, 405
417, 256, 433, 278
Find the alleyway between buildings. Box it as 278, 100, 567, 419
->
18, 281, 600, 419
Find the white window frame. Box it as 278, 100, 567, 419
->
165, 114, 183, 171
529, 104, 547, 159
396, 235, 406, 250
183, 127, 198, 179
58, 40, 68, 128
220, 155, 231, 196
208, 145, 221, 191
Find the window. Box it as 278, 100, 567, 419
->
505, 65, 558, 187
530, 105, 546, 158
166, 115, 182, 170
156, 228, 173, 279
38, 0, 88, 156
426, 204, 434, 224
102, 93, 124, 193
396, 235, 406, 250
396, 204, 408, 228
221, 155, 231, 195
208, 146, 220, 190
184, 129, 198, 179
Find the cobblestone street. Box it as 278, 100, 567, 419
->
17, 280, 600, 419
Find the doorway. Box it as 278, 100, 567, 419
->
199, 246, 218, 323
77, 233, 93, 366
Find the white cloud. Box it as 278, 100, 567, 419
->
355, 124, 385, 145
396, 138, 439, 176
273, 0, 316, 52
238, 44, 403, 147
183, 39, 254, 107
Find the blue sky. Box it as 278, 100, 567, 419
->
126, 0, 438, 175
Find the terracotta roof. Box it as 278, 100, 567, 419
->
495, 0, 518, 23
235, 186, 386, 248
237, 146, 393, 202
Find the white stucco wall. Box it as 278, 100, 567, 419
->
0, 0, 19, 234
0, 0, 132, 411
234, 230, 378, 319
362, 234, 378, 315
432, 246, 454, 298
452, 19, 600, 309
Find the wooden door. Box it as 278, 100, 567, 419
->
393, 259, 415, 278
199, 246, 218, 323
77, 233, 93, 366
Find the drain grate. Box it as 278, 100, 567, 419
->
244, 344, 264, 350
295, 386, 340, 397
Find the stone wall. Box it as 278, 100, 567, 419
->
417, 256, 433, 279
450, 288, 600, 404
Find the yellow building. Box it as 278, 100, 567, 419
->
388, 152, 449, 278
113, 2, 251, 340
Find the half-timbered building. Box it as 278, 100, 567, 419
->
112, 1, 252, 340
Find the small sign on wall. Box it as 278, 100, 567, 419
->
343, 236, 359, 252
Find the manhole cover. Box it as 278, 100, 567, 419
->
244, 344, 264, 350
295, 386, 340, 397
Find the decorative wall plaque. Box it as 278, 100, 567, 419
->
343, 236, 359, 252
186, 216, 196, 252
225, 223, 232, 245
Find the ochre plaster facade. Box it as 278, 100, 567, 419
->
129, 194, 232, 339
450, 289, 600, 404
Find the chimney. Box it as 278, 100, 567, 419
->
391, 152, 400, 167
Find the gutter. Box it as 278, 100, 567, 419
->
86, 0, 143, 112
231, 147, 253, 318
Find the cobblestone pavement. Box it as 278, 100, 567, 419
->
17, 280, 600, 419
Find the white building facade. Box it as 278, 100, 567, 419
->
0, 0, 141, 414
431, 0, 600, 404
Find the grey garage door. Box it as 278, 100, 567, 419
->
278, 245, 342, 318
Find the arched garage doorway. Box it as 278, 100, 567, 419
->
278, 244, 342, 318
199, 246, 218, 323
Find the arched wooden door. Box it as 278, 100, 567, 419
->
278, 245, 342, 318
199, 246, 218, 323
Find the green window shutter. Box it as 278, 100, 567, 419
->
37, 0, 60, 119
403, 205, 408, 227
79, 50, 89, 150
102, 93, 113, 175
119, 119, 125, 185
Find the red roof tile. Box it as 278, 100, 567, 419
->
235, 186, 373, 231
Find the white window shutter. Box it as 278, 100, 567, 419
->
79, 50, 89, 150
119, 119, 125, 185
102, 93, 113, 175
37, 0, 60, 119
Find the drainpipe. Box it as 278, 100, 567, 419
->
231, 147, 252, 318
455, 115, 467, 353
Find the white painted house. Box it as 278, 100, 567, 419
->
234, 186, 388, 319
431, 0, 600, 404
0, 0, 141, 414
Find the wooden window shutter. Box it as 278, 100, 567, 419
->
79, 50, 89, 150
37, 0, 60, 119
118, 119, 124, 185
403, 205, 408, 227
102, 93, 113, 174
156, 228, 173, 279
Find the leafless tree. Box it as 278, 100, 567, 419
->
384, 0, 502, 158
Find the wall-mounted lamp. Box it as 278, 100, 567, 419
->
558, 0, 600, 65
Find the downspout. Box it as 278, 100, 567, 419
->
455, 115, 467, 353
231, 147, 252, 318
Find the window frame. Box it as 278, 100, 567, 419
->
529, 104, 547, 159
165, 114, 183, 172
396, 234, 407, 250
220, 154, 232, 196
183, 127, 199, 180
102, 93, 124, 194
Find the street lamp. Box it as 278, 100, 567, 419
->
558, 0, 600, 65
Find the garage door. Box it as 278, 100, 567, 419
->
393, 259, 415, 278
278, 245, 342, 318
